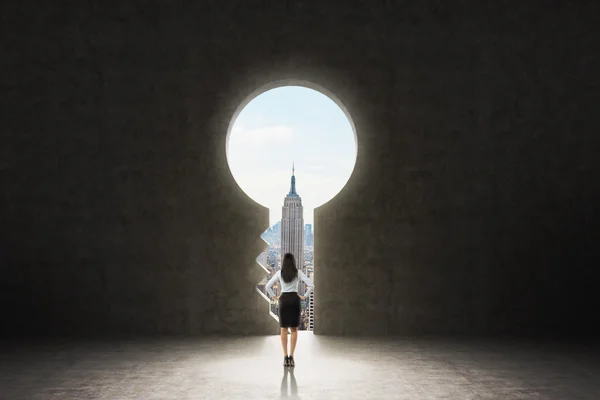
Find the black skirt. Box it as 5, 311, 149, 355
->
278, 292, 301, 328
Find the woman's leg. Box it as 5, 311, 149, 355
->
280, 328, 289, 356
289, 327, 298, 356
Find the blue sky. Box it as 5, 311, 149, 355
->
227, 86, 357, 225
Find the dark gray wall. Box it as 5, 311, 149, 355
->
1, 2, 598, 337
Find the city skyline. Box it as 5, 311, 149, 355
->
227, 85, 357, 225
257, 170, 314, 330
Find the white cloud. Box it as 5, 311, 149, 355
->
229, 125, 293, 145
231, 125, 244, 134
306, 164, 328, 172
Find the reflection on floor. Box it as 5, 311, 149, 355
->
1, 333, 599, 399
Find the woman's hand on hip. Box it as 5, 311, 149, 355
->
299, 295, 306, 301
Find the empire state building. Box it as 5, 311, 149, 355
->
281, 166, 304, 272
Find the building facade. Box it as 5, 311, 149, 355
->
257, 251, 267, 270
304, 224, 314, 247
281, 166, 304, 275
308, 270, 315, 331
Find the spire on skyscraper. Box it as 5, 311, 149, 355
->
289, 163, 297, 195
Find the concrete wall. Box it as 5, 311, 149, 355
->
1, 2, 598, 336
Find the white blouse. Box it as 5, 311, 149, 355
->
265, 270, 314, 298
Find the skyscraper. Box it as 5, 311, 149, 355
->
281, 165, 304, 273
304, 224, 314, 247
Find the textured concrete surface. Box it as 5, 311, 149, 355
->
1, 334, 599, 399
1, 1, 599, 337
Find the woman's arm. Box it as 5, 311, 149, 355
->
299, 270, 314, 298
265, 270, 280, 298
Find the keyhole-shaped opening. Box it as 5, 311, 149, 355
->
226, 82, 357, 330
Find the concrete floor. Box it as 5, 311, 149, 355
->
1, 333, 599, 399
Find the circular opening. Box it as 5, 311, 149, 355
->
226, 82, 358, 224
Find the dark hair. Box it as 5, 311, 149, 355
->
281, 253, 298, 283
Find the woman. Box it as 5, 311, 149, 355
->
266, 253, 314, 367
